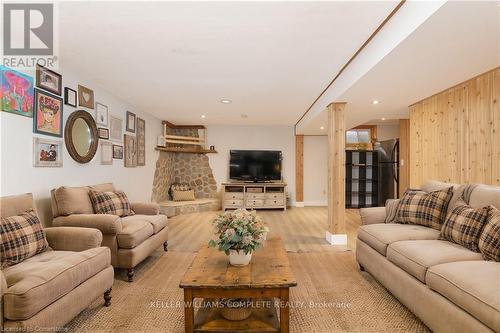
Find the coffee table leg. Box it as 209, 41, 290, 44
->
184, 289, 194, 333
280, 288, 290, 333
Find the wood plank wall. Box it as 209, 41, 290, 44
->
409, 67, 500, 187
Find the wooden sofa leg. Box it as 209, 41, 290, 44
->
104, 288, 112, 306
359, 264, 365, 271
163, 241, 169, 252
127, 268, 134, 282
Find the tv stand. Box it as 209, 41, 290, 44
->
222, 182, 287, 211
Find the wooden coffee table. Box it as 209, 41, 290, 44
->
180, 237, 297, 333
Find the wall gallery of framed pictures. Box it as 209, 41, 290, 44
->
0, 64, 147, 168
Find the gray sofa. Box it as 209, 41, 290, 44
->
357, 181, 499, 333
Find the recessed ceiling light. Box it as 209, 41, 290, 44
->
372, 100, 380, 105
220, 99, 232, 104
381, 117, 386, 121
201, 114, 206, 119
320, 126, 325, 130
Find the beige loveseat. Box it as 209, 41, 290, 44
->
357, 181, 499, 333
1, 193, 114, 331
50, 183, 169, 282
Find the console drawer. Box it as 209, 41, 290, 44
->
225, 193, 244, 200
225, 199, 243, 207
265, 193, 283, 200
265, 199, 284, 206
246, 193, 265, 200
246, 199, 264, 207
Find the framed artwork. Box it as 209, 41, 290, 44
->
64, 87, 77, 107
137, 117, 145, 166
36, 64, 62, 95
126, 111, 136, 133
33, 89, 63, 137
33, 137, 63, 167
0, 65, 34, 117
98, 127, 109, 139
78, 84, 94, 109
96, 102, 108, 126
109, 115, 123, 142
100, 141, 113, 165
124, 134, 137, 167
113, 144, 123, 159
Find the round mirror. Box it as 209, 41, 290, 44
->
65, 110, 99, 163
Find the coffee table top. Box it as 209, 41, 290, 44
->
180, 237, 297, 289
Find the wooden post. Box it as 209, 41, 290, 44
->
295, 135, 304, 206
327, 103, 347, 244
399, 119, 410, 197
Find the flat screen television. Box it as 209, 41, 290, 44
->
229, 150, 282, 182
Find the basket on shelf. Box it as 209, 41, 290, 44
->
219, 298, 252, 321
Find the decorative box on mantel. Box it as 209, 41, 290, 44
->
155, 121, 217, 154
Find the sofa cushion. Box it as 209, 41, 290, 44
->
89, 190, 134, 217
117, 219, 154, 249
121, 214, 167, 234
386, 240, 483, 283
1, 210, 49, 269
2, 247, 110, 320
479, 207, 500, 261
54, 186, 94, 215
469, 184, 500, 210
426, 261, 500, 332
440, 198, 490, 252
90, 183, 116, 192
396, 187, 454, 230
357, 223, 440, 256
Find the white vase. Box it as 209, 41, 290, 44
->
229, 250, 252, 266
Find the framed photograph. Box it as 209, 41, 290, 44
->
109, 115, 123, 142
126, 111, 136, 133
100, 141, 113, 165
36, 64, 62, 95
113, 144, 123, 159
33, 137, 63, 167
98, 127, 109, 139
137, 117, 145, 166
124, 134, 137, 167
0, 65, 34, 117
33, 89, 63, 137
64, 87, 77, 107
95, 102, 108, 126
78, 84, 94, 109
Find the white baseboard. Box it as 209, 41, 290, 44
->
304, 201, 327, 207
325, 231, 347, 245
295, 201, 305, 207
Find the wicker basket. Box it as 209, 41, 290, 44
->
220, 298, 252, 321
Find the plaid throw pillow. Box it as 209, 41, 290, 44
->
478, 207, 500, 261
0, 210, 49, 269
440, 199, 490, 252
396, 187, 454, 230
89, 190, 134, 217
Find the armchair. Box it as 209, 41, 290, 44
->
50, 183, 169, 282
0, 193, 113, 331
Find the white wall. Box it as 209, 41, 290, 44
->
0, 66, 162, 225
303, 136, 328, 206
377, 124, 399, 141
206, 125, 296, 205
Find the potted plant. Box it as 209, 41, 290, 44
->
208, 209, 269, 266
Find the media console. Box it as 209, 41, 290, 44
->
221, 182, 287, 211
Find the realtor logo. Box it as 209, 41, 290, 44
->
2, 3, 58, 69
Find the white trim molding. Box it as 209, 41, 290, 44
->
304, 201, 327, 207
295, 201, 305, 207
325, 231, 348, 245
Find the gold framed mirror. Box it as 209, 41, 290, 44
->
64, 110, 99, 163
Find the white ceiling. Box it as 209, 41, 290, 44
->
301, 1, 500, 134
59, 1, 399, 125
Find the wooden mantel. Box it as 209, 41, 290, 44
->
155, 147, 217, 154
157, 120, 217, 154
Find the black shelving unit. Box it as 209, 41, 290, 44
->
346, 150, 378, 208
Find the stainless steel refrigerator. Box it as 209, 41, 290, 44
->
374, 139, 399, 206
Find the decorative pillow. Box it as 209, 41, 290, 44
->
396, 187, 454, 230
54, 186, 94, 215
88, 190, 134, 217
172, 189, 195, 201
0, 210, 49, 269
478, 207, 500, 261
440, 198, 490, 252
384, 199, 400, 223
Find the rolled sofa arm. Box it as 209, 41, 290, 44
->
45, 227, 103, 251
359, 207, 387, 225
52, 214, 122, 235
130, 202, 160, 215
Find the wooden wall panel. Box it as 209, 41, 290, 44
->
409, 67, 499, 187
295, 135, 304, 202
398, 119, 410, 197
